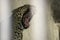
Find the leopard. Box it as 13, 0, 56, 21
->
11, 5, 32, 40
